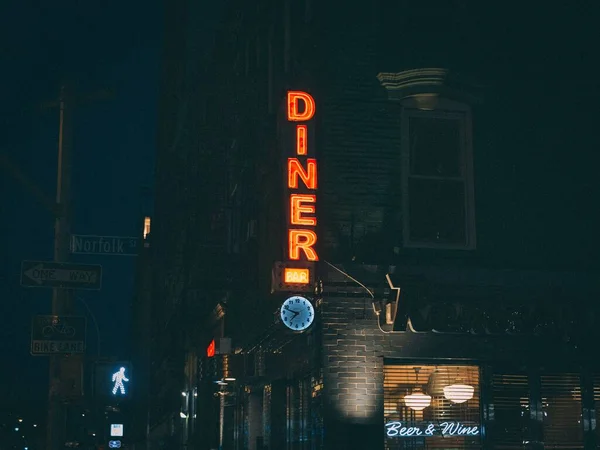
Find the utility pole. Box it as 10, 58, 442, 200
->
1, 83, 113, 450
47, 84, 76, 450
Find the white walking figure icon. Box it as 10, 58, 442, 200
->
111, 367, 129, 395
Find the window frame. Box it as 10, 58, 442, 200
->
400, 97, 476, 250
383, 362, 482, 449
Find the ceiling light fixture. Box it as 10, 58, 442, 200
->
404, 367, 431, 411
404, 391, 432, 411
443, 384, 474, 404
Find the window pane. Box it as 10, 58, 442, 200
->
594, 375, 600, 446
384, 364, 481, 450
540, 374, 583, 449
490, 373, 531, 449
409, 117, 462, 177
408, 178, 466, 245
143, 216, 151, 239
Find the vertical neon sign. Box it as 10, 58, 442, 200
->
286, 91, 318, 262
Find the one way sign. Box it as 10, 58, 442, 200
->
21, 260, 102, 290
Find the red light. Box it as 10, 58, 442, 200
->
287, 91, 316, 122
289, 229, 318, 261
290, 194, 317, 226
296, 125, 307, 155
206, 339, 215, 358
288, 158, 317, 190
285, 90, 319, 262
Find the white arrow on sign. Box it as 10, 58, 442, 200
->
24, 264, 99, 285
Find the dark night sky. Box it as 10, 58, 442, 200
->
0, 0, 161, 412
1, 0, 598, 424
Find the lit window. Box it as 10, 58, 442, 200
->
143, 216, 151, 239
384, 364, 480, 449
401, 99, 476, 249
594, 375, 600, 445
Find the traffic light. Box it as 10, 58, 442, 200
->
94, 361, 132, 400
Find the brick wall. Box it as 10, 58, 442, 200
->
316, 8, 404, 263
320, 263, 387, 449
318, 262, 594, 449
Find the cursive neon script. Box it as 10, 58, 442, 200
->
385, 421, 479, 437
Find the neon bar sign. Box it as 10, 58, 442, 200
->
286, 91, 318, 262
284, 267, 310, 284
385, 421, 479, 438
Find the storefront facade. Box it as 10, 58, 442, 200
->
151, 2, 600, 450
320, 267, 600, 450
192, 83, 598, 449
198, 261, 598, 450
191, 78, 599, 449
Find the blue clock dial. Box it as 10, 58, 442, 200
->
280, 296, 314, 331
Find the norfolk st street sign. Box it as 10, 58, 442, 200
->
71, 234, 139, 256
20, 260, 102, 290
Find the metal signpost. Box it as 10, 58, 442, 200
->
20, 260, 103, 290
31, 315, 86, 355
70, 234, 139, 256
8, 86, 117, 450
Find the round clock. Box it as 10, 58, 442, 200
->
280, 295, 314, 331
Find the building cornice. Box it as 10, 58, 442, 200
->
377, 68, 483, 106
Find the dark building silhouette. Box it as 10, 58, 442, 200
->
134, 1, 600, 449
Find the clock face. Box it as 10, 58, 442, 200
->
280, 296, 314, 331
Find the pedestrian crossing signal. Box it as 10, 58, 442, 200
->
111, 367, 129, 395
94, 361, 132, 400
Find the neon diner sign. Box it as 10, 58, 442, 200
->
385, 421, 479, 438
286, 91, 318, 262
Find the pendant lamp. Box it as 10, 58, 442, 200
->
443, 368, 474, 403
443, 384, 474, 403
404, 367, 432, 411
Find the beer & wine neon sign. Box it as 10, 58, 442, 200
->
286, 91, 318, 262
385, 421, 479, 438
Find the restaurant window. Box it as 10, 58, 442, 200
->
311, 372, 324, 449
592, 375, 600, 447
286, 377, 312, 450
263, 385, 272, 449
286, 382, 294, 449
384, 364, 481, 450
143, 216, 151, 239
489, 372, 531, 448
540, 373, 583, 449
400, 99, 476, 249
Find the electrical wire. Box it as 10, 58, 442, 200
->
322, 260, 375, 299
76, 296, 101, 355
322, 260, 396, 334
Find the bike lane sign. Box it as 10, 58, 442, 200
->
31, 315, 86, 355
